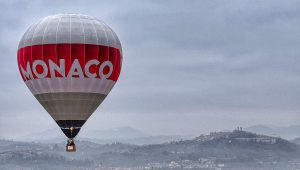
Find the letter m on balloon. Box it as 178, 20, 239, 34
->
20, 62, 33, 80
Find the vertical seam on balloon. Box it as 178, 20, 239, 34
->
42, 17, 54, 97
42, 17, 57, 117
78, 14, 86, 65
26, 23, 38, 94
90, 18, 100, 106
95, 19, 110, 93
78, 14, 86, 120
35, 18, 49, 112
82, 19, 90, 120
42, 17, 51, 58
30, 19, 44, 97
96, 18, 109, 55
56, 15, 65, 125
104, 25, 113, 94
110, 26, 122, 70
93, 18, 104, 93
102, 23, 118, 84
69, 14, 72, 128
19, 24, 32, 49
56, 16, 62, 46
85, 16, 95, 119
103, 22, 117, 47
109, 27, 123, 67
56, 15, 63, 122
55, 16, 65, 121
20, 24, 33, 80
91, 18, 99, 47
32, 19, 52, 116
22, 23, 35, 94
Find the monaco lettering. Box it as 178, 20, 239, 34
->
20, 59, 113, 81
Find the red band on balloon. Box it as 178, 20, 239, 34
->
17, 44, 122, 82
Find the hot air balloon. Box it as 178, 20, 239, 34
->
17, 14, 122, 152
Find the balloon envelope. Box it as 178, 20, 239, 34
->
17, 14, 122, 139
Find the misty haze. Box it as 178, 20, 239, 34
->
1, 0, 300, 170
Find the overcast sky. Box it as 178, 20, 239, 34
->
0, 0, 300, 139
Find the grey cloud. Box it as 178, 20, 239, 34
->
0, 0, 300, 138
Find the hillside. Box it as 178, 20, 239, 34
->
1, 130, 300, 170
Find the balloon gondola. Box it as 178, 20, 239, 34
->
17, 14, 122, 152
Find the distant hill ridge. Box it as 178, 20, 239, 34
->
195, 129, 279, 144
1, 129, 299, 169
245, 124, 300, 139
16, 126, 192, 145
